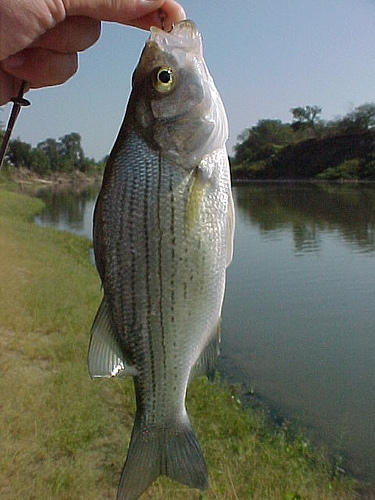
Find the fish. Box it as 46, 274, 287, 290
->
88, 19, 235, 500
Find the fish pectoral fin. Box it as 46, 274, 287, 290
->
88, 297, 137, 379
226, 189, 235, 267
185, 167, 205, 234
189, 319, 221, 383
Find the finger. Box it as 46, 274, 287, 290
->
128, 1, 186, 31
0, 71, 23, 106
0, 0, 66, 60
1, 48, 78, 89
31, 16, 101, 53
64, 0, 185, 30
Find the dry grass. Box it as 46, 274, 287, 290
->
0, 186, 358, 499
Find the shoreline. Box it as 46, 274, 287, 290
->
232, 177, 375, 185
6, 167, 375, 188
2, 167, 103, 192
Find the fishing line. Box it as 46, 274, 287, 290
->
0, 80, 30, 169
158, 8, 174, 32
158, 8, 166, 31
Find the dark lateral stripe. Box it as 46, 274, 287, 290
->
113, 164, 127, 335
129, 164, 136, 335
119, 178, 127, 346
144, 160, 156, 408
158, 153, 167, 377
170, 167, 176, 325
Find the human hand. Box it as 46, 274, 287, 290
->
0, 0, 185, 105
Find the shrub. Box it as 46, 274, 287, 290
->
317, 159, 361, 180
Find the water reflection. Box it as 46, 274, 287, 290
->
34, 183, 99, 238
223, 182, 375, 482
235, 182, 375, 254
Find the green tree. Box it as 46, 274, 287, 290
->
7, 139, 33, 167
29, 148, 51, 175
0, 122, 11, 169
290, 105, 322, 132
339, 103, 375, 133
37, 138, 61, 171
59, 132, 85, 171
234, 119, 294, 165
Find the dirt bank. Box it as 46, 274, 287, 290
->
9, 167, 102, 190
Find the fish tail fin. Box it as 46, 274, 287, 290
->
161, 417, 208, 490
117, 415, 208, 499
116, 419, 159, 500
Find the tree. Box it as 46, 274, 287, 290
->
59, 132, 85, 171
29, 148, 51, 174
37, 138, 61, 171
290, 105, 322, 132
339, 103, 375, 133
1, 127, 103, 174
6, 139, 33, 167
233, 119, 294, 165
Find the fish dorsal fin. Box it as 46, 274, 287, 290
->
189, 320, 221, 383
88, 298, 137, 379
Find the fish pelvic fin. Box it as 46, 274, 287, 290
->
117, 415, 208, 499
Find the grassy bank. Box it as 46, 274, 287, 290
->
0, 186, 357, 499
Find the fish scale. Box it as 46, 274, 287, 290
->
88, 20, 234, 499
99, 129, 228, 415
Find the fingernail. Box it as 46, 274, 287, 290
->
3, 54, 25, 69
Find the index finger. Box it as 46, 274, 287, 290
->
63, 0, 185, 30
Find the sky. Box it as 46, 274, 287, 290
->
2, 0, 375, 160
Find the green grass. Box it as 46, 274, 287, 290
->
0, 186, 358, 499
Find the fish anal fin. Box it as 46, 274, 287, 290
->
189, 320, 221, 383
88, 298, 137, 379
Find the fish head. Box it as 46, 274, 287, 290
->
130, 20, 228, 168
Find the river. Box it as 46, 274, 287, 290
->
34, 181, 375, 483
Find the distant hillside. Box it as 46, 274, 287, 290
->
231, 103, 375, 181
255, 131, 375, 179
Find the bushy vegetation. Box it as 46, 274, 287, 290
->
0, 128, 105, 175
317, 159, 361, 180
232, 103, 375, 180
0, 186, 358, 499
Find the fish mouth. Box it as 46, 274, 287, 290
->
149, 19, 202, 56
170, 20, 199, 38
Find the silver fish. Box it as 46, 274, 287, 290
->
88, 20, 234, 499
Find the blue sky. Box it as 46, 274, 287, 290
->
2, 0, 375, 160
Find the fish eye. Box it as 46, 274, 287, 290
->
152, 67, 175, 93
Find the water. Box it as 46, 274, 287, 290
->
34, 181, 375, 482
34, 184, 98, 238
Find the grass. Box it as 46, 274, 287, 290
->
0, 185, 358, 499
